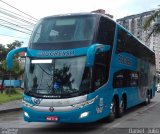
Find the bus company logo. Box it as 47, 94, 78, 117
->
49, 107, 54, 112
38, 50, 75, 57
23, 96, 32, 103
33, 98, 42, 105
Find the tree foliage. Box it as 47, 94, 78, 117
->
0, 44, 7, 60
143, 8, 160, 40
7, 40, 23, 50
0, 40, 23, 84
0, 40, 23, 60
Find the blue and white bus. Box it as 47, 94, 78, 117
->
6, 13, 156, 123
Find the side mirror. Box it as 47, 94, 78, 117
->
6, 47, 27, 70
86, 44, 110, 67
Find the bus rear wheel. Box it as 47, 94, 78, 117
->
107, 98, 117, 122
145, 90, 151, 105
117, 97, 126, 117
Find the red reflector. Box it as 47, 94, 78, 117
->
46, 116, 59, 121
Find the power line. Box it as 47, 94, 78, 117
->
0, 9, 35, 25
0, 33, 29, 40
0, 23, 31, 35
0, 10, 35, 26
0, 15, 34, 27
0, 0, 38, 21
0, 7, 37, 22
0, 18, 33, 32
0, 19, 33, 31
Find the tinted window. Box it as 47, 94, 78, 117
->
116, 28, 126, 53
96, 17, 116, 46
113, 70, 139, 88
31, 15, 96, 43
93, 52, 110, 89
116, 28, 155, 64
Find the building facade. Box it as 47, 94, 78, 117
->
117, 10, 160, 74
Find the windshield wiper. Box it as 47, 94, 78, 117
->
24, 89, 36, 96
79, 88, 91, 95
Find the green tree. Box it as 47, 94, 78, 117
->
0, 44, 7, 60
0, 40, 23, 59
143, 8, 160, 40
1, 59, 24, 79
7, 40, 23, 50
0, 40, 23, 93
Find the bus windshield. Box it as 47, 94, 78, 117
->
24, 57, 92, 98
31, 15, 96, 43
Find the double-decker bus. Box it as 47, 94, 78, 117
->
6, 13, 156, 123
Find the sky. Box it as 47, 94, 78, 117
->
0, 0, 159, 47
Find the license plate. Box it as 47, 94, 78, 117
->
46, 116, 59, 121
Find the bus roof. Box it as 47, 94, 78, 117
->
42, 12, 115, 22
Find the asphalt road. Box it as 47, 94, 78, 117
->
0, 93, 160, 134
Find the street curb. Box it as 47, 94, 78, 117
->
0, 107, 22, 114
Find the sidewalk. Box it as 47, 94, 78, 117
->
0, 100, 22, 113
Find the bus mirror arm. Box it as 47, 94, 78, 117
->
86, 44, 110, 66
6, 47, 27, 71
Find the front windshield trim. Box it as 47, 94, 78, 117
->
24, 89, 82, 99
29, 40, 93, 50
24, 56, 92, 98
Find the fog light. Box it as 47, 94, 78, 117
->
24, 112, 30, 118
80, 112, 89, 118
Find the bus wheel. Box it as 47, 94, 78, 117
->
145, 90, 151, 105
117, 97, 126, 117
107, 98, 117, 122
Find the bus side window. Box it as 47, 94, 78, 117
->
113, 70, 139, 88
113, 71, 124, 88
116, 28, 126, 54
130, 72, 139, 87
93, 52, 108, 90
96, 17, 116, 46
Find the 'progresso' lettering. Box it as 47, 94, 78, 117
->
38, 50, 75, 57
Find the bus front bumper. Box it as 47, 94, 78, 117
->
23, 106, 100, 123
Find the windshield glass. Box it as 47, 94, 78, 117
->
24, 57, 92, 98
31, 15, 96, 43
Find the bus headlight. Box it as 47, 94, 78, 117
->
80, 112, 89, 118
72, 96, 98, 108
24, 112, 30, 118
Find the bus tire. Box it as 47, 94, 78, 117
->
117, 96, 126, 117
107, 98, 117, 122
145, 90, 151, 105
